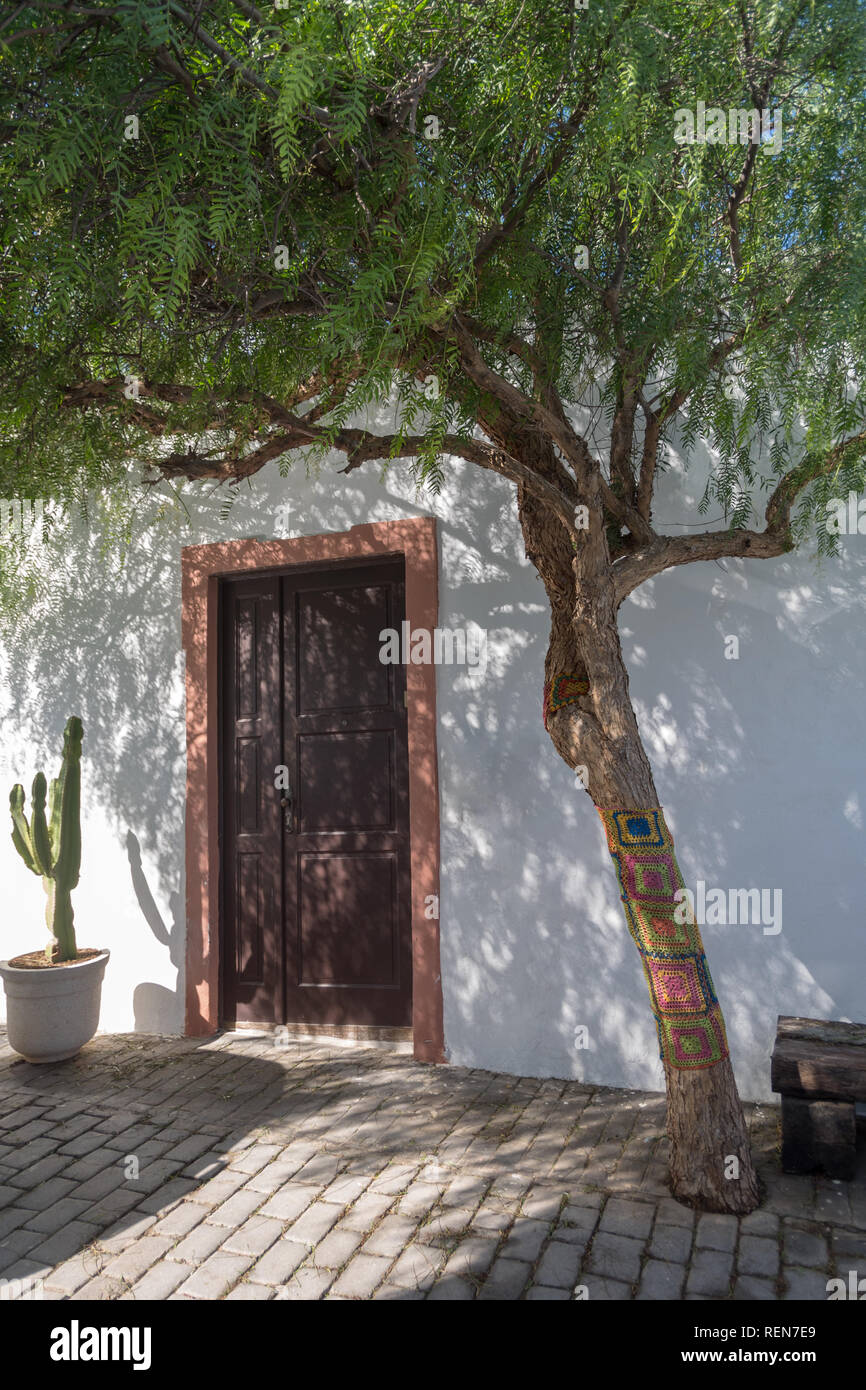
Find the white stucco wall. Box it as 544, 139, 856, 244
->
0, 433, 864, 1102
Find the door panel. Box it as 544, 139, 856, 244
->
221, 578, 283, 1023
298, 731, 395, 831
298, 851, 398, 986
220, 558, 412, 1029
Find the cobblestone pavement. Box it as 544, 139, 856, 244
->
0, 1030, 864, 1301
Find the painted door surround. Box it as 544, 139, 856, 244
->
181, 517, 444, 1063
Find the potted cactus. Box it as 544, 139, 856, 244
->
0, 716, 109, 1063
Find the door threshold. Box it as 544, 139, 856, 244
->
222, 1021, 414, 1052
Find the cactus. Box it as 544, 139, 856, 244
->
9, 716, 83, 962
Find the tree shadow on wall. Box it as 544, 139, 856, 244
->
126, 830, 185, 1034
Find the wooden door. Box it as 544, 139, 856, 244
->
220, 558, 412, 1028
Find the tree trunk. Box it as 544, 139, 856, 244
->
502, 428, 760, 1214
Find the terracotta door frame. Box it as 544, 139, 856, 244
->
181, 517, 444, 1063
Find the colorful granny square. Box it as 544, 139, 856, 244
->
621, 851, 679, 902
598, 805, 729, 1071
643, 953, 717, 1016
543, 672, 590, 730
630, 899, 703, 954
599, 808, 672, 850
658, 1006, 728, 1070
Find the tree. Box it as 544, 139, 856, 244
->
2, 0, 865, 1212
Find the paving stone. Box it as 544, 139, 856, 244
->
534, 1239, 583, 1289
441, 1176, 489, 1209
637, 1259, 685, 1300
498, 1217, 551, 1264
28, 1222, 102, 1267
164, 1134, 218, 1164
416, 1206, 475, 1242
686, 1248, 734, 1298
221, 1216, 283, 1258
136, 1178, 199, 1214
4, 1140, 59, 1171
98, 1236, 175, 1283
733, 1275, 778, 1300
0, 1227, 43, 1268
8, 1155, 69, 1190
174, 1252, 253, 1299
128, 1261, 190, 1300
478, 1262, 530, 1301
228, 1144, 284, 1175
14, 1177, 79, 1211
581, 1276, 632, 1300
340, 1193, 394, 1232
259, 1184, 318, 1224
782, 1266, 835, 1300
442, 1237, 497, 1280
740, 1210, 780, 1238
372, 1282, 426, 1300
598, 1198, 655, 1240
263, 1191, 335, 1244
472, 1205, 515, 1236
0, 1244, 53, 1282
185, 1171, 248, 1206
521, 1187, 565, 1222
695, 1212, 739, 1253
362, 1214, 418, 1259
309, 1227, 364, 1270
69, 1167, 127, 1202
58, 1130, 110, 1157
166, 1222, 227, 1265
243, 1160, 306, 1194
388, 1242, 446, 1292
331, 1252, 392, 1298
649, 1222, 692, 1264
248, 1239, 308, 1286
427, 1274, 476, 1300
293, 1155, 342, 1186
44, 1252, 103, 1295
204, 1189, 264, 1228
526, 1284, 571, 1300
586, 1232, 643, 1284
95, 1211, 159, 1254
559, 1200, 602, 1232
20, 1197, 94, 1234
830, 1228, 866, 1261
738, 1235, 780, 1278
396, 1182, 443, 1218
59, 1149, 118, 1183
125, 1159, 186, 1197
275, 1266, 336, 1300
225, 1280, 274, 1300
782, 1225, 828, 1269
369, 1164, 418, 1196
320, 1175, 373, 1207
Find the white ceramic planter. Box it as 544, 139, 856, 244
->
0, 950, 109, 1063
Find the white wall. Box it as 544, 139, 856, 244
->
1, 435, 864, 1101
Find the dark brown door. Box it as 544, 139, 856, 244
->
220, 558, 412, 1029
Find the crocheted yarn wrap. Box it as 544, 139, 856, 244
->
543, 673, 590, 730
597, 807, 729, 1071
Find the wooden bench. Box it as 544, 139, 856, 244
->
771, 1016, 866, 1181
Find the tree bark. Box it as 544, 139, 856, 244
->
505, 429, 760, 1214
